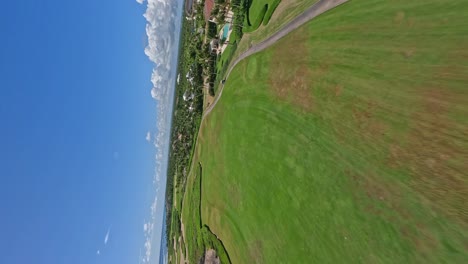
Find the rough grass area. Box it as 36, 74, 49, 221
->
181, 163, 231, 263
181, 163, 204, 263
214, 29, 242, 94
193, 0, 468, 263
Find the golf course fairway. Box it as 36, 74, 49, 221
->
183, 0, 468, 262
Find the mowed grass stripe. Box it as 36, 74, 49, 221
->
188, 0, 468, 263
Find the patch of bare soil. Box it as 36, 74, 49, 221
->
352, 99, 389, 142
344, 47, 468, 257
248, 240, 264, 264
393, 11, 405, 24
346, 85, 468, 254
204, 76, 215, 109
179, 237, 186, 264
334, 84, 343, 97
268, 27, 317, 112
347, 170, 407, 219
180, 221, 189, 262
205, 94, 215, 109
203, 249, 220, 264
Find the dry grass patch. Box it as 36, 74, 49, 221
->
391, 87, 468, 225
248, 240, 264, 264
268, 27, 317, 112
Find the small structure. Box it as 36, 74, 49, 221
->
223, 10, 234, 23
209, 39, 219, 54
188, 102, 195, 112
183, 90, 195, 101
186, 69, 195, 85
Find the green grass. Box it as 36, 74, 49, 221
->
262, 0, 281, 26
243, 0, 282, 32
191, 0, 468, 263
181, 163, 204, 263
243, 3, 267, 32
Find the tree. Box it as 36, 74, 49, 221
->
212, 6, 220, 17
207, 21, 217, 38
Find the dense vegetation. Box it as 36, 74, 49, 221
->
165, 11, 206, 249
165, 0, 250, 262
166, 0, 291, 263
165, 0, 255, 227
193, 0, 468, 263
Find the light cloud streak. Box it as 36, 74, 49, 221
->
146, 131, 151, 142
104, 227, 111, 245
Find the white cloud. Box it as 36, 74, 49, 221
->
146, 131, 151, 142
138, 0, 183, 262
97, 250, 100, 255
144, 240, 152, 262
104, 227, 111, 245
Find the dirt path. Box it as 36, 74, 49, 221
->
180, 208, 188, 262
203, 0, 348, 118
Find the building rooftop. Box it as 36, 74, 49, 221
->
204, 0, 215, 22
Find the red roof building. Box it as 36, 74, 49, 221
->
204, 0, 215, 21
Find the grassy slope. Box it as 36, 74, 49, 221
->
243, 0, 280, 32
236, 0, 318, 55
182, 163, 232, 263
197, 0, 468, 263
247, 0, 274, 20
182, 163, 205, 263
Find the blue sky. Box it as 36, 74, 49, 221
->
0, 0, 162, 263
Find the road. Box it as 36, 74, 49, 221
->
203, 0, 349, 118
